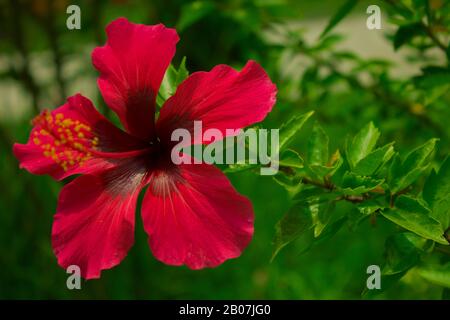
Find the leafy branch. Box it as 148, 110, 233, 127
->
227, 112, 450, 294
384, 0, 449, 53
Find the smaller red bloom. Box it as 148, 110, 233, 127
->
13, 17, 277, 279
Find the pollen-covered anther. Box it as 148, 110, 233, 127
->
32, 111, 98, 171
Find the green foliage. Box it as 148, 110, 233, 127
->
416, 263, 450, 289
388, 139, 437, 193
320, 0, 358, 39
272, 203, 314, 261
393, 22, 425, 50
156, 57, 189, 108
278, 111, 314, 151
346, 122, 381, 169
363, 232, 433, 297
267, 114, 449, 294
308, 123, 329, 166
423, 157, 450, 230
382, 195, 447, 245
1, 0, 450, 300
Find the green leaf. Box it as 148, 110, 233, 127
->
382, 195, 447, 244
423, 156, 450, 229
388, 139, 438, 193
306, 150, 344, 181
364, 232, 432, 297
346, 122, 380, 168
310, 200, 336, 237
292, 186, 340, 203
357, 200, 382, 216
353, 142, 395, 176
272, 204, 314, 261
278, 149, 304, 169
157, 57, 189, 107
293, 190, 341, 238
176, 1, 216, 31
384, 232, 432, 275
393, 22, 425, 50
320, 0, 358, 39
272, 172, 302, 195
156, 57, 189, 107
340, 171, 384, 195
307, 165, 334, 179
272, 197, 346, 260
402, 138, 437, 171
308, 122, 329, 166
278, 111, 314, 151
416, 262, 450, 288
315, 216, 347, 243
349, 200, 383, 228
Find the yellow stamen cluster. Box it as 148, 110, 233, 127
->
32, 110, 99, 171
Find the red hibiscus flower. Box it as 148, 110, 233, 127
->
13, 18, 277, 279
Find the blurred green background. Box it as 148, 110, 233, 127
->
0, 0, 449, 299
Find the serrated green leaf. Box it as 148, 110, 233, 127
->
356, 199, 383, 216
423, 156, 450, 229
272, 204, 314, 261
347, 122, 380, 168
340, 171, 384, 195
307, 149, 344, 180
278, 111, 314, 151
382, 195, 447, 244
402, 138, 437, 173
308, 122, 329, 166
389, 139, 438, 193
320, 0, 358, 39
353, 142, 395, 176
348, 200, 383, 228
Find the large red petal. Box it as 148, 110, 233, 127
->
92, 17, 179, 140
52, 169, 145, 279
13, 94, 146, 180
141, 162, 254, 269
156, 60, 277, 144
